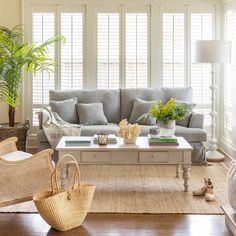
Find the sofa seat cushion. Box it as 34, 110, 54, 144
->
139, 125, 207, 142
80, 123, 119, 136
175, 126, 207, 142
37, 124, 207, 143
37, 124, 119, 142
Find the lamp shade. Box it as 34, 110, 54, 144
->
195, 40, 231, 63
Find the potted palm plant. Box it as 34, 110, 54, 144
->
0, 25, 63, 150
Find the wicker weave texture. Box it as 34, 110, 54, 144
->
0, 121, 29, 151
33, 154, 95, 231
0, 153, 53, 203
0, 137, 54, 205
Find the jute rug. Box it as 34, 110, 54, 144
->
0, 163, 228, 214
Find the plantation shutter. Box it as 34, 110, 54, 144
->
125, 9, 149, 88
97, 12, 120, 89
32, 12, 55, 105
224, 10, 236, 132
61, 12, 84, 90
32, 12, 55, 126
189, 6, 214, 126
161, 11, 185, 87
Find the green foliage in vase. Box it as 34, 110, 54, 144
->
0, 25, 64, 126
149, 98, 188, 121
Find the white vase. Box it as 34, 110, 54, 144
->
157, 120, 175, 137
228, 161, 236, 212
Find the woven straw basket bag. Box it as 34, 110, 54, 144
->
33, 154, 95, 231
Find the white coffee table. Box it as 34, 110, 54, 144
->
56, 136, 193, 192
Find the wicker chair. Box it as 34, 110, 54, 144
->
0, 137, 54, 207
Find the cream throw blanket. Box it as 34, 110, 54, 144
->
42, 107, 82, 149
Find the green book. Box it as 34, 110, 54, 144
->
149, 138, 178, 143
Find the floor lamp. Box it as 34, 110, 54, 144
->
195, 40, 231, 162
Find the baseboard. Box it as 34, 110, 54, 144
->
219, 137, 236, 161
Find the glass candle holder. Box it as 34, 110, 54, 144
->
97, 133, 108, 145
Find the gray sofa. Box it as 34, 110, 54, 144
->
37, 87, 207, 164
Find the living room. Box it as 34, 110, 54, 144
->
0, 0, 236, 235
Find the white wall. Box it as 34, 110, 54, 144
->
219, 0, 236, 158
0, 0, 22, 123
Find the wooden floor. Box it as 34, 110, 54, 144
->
0, 213, 232, 236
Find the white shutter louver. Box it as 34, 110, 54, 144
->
190, 13, 213, 126
162, 13, 185, 87
224, 10, 235, 132
32, 13, 55, 126
61, 13, 83, 90
97, 13, 120, 89
32, 13, 55, 105
125, 13, 148, 88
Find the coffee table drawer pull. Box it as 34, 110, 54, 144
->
140, 152, 168, 163
81, 152, 110, 163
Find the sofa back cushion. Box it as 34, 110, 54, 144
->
49, 89, 120, 123
162, 87, 193, 103
120, 88, 165, 120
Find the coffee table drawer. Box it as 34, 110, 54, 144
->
111, 151, 139, 163
140, 152, 168, 163
81, 152, 110, 163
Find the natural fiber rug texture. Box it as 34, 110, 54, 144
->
0, 163, 228, 214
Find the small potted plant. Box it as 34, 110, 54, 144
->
0, 25, 64, 150
149, 99, 187, 137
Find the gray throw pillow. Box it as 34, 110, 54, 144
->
49, 98, 79, 124
129, 98, 156, 125
76, 103, 108, 125
175, 100, 196, 127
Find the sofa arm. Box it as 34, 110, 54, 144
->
188, 113, 204, 129
38, 109, 51, 130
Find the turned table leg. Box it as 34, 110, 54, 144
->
183, 164, 191, 192
176, 164, 181, 178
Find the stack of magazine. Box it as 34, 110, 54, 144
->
149, 137, 179, 146
93, 134, 117, 144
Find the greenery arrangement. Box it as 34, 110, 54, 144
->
149, 98, 187, 121
0, 25, 64, 127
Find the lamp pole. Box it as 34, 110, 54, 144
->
206, 64, 224, 161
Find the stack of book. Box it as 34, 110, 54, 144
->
65, 138, 91, 146
93, 134, 117, 144
149, 137, 179, 146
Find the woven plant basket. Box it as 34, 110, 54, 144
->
33, 154, 96, 231
0, 120, 30, 151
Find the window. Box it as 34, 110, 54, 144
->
25, 2, 216, 133
189, 12, 213, 126
162, 13, 184, 87
61, 13, 83, 90
32, 12, 55, 126
97, 13, 120, 89
125, 13, 148, 88
32, 13, 55, 105
224, 10, 235, 132
161, 6, 214, 128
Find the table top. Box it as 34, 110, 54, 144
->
56, 136, 193, 151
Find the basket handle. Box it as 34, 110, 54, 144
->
51, 154, 81, 194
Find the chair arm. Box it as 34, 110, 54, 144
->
38, 109, 51, 130
0, 137, 18, 155
188, 113, 204, 129
32, 149, 55, 171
